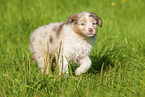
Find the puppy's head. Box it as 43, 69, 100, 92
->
66, 11, 102, 37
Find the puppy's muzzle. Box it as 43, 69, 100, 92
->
88, 28, 93, 33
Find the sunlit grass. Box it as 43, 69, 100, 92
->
0, 0, 145, 96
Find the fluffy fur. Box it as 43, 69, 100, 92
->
30, 11, 102, 75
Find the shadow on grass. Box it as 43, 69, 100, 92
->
69, 53, 114, 75
88, 42, 127, 74
88, 53, 114, 74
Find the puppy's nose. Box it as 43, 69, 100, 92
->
88, 28, 93, 33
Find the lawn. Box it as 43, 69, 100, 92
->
0, 0, 145, 96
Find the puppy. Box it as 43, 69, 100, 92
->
30, 11, 102, 75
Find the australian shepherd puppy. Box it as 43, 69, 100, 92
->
30, 11, 102, 75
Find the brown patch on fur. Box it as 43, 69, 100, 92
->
31, 37, 35, 42
89, 13, 102, 27
66, 14, 78, 24
89, 17, 97, 30
89, 17, 96, 23
49, 36, 53, 43
52, 26, 57, 31
30, 44, 36, 55
72, 23, 86, 37
56, 23, 64, 37
39, 40, 42, 45
71, 15, 88, 37
80, 18, 87, 23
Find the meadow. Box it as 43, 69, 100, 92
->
0, 0, 145, 96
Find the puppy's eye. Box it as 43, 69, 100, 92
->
81, 23, 85, 26
92, 23, 97, 25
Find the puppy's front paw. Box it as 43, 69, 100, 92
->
75, 69, 82, 75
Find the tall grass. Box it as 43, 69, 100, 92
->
0, 0, 145, 96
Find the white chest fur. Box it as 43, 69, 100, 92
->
62, 25, 95, 61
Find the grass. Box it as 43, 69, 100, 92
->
0, 0, 145, 96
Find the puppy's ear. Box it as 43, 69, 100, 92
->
65, 14, 78, 25
90, 13, 102, 27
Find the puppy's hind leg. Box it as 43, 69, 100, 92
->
58, 56, 69, 75
37, 55, 52, 75
37, 57, 45, 73
45, 55, 52, 75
